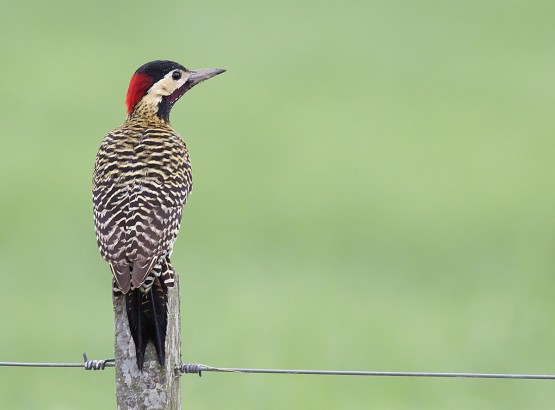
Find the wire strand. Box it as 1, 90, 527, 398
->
0, 353, 115, 370
2, 358, 555, 380
0, 362, 91, 368
179, 364, 555, 380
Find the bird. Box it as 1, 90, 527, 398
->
92, 60, 225, 370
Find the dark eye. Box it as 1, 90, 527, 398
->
172, 71, 182, 80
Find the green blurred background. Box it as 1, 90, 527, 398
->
1, 0, 555, 408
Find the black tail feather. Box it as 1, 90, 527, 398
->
144, 279, 168, 366
126, 288, 147, 370
125, 278, 168, 370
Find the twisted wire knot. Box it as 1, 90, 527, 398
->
178, 363, 203, 376
84, 359, 107, 370
82, 353, 114, 371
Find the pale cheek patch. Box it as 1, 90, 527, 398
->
148, 71, 189, 96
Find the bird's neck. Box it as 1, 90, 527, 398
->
128, 96, 171, 124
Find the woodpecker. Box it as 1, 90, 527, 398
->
92, 60, 225, 370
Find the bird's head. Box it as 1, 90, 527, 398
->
125, 60, 225, 122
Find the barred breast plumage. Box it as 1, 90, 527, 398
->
92, 119, 191, 293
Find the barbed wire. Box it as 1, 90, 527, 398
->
0, 354, 115, 371
177, 364, 555, 380
1, 354, 555, 380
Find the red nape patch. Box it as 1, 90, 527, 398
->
125, 73, 153, 114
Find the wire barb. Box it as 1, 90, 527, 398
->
82, 353, 115, 371
177, 363, 204, 377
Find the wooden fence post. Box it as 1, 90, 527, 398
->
113, 277, 182, 409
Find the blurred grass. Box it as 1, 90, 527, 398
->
1, 0, 555, 408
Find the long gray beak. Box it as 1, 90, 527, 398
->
188, 68, 226, 87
